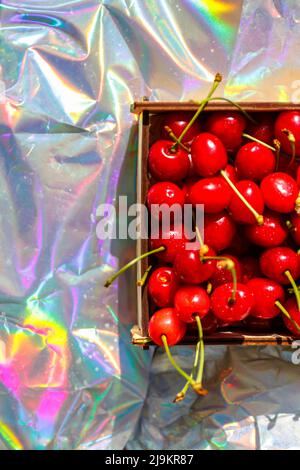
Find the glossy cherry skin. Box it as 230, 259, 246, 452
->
277, 154, 299, 177
162, 112, 202, 144
274, 111, 300, 157
182, 176, 198, 204
260, 172, 299, 214
191, 132, 228, 177
246, 113, 274, 145
190, 177, 232, 213
148, 267, 179, 308
148, 140, 190, 182
148, 308, 187, 346
228, 180, 264, 224
204, 211, 236, 252
260, 247, 300, 285
235, 143, 275, 181
282, 297, 300, 337
241, 256, 262, 283
210, 253, 243, 289
205, 111, 246, 152
174, 286, 210, 323
223, 164, 238, 183
147, 182, 185, 219
289, 212, 300, 245
150, 226, 188, 263
244, 210, 288, 247
174, 246, 217, 284
211, 282, 254, 323
247, 277, 285, 319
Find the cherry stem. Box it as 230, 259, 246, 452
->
161, 335, 198, 387
164, 126, 190, 152
285, 270, 300, 312
195, 315, 205, 386
173, 339, 200, 403
170, 73, 222, 151
286, 220, 294, 231
201, 256, 237, 302
275, 300, 300, 333
202, 97, 257, 124
220, 169, 264, 226
274, 139, 281, 171
282, 129, 296, 167
104, 246, 165, 287
137, 265, 152, 287
242, 133, 276, 152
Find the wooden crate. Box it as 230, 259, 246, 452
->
131, 101, 299, 348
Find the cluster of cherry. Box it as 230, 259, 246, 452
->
106, 75, 300, 401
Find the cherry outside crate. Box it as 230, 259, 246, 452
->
130, 100, 300, 348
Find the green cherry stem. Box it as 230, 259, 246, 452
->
220, 169, 264, 226
282, 129, 296, 167
161, 335, 199, 387
201, 256, 237, 302
104, 246, 165, 287
164, 126, 190, 152
137, 265, 152, 287
173, 339, 200, 403
285, 270, 300, 312
202, 97, 257, 124
274, 139, 281, 171
275, 300, 300, 333
170, 73, 222, 151
195, 316, 206, 388
242, 133, 276, 152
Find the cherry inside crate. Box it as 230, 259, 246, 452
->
130, 101, 300, 348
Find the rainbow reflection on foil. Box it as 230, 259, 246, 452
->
1, 0, 300, 451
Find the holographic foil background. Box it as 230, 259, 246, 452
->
1, 0, 300, 450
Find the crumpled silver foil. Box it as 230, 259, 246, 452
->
0, 0, 299, 450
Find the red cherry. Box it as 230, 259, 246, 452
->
147, 182, 185, 218
246, 113, 274, 145
191, 132, 228, 177
148, 267, 179, 308
235, 143, 275, 181
211, 282, 254, 323
247, 277, 285, 319
244, 210, 288, 247
210, 254, 242, 289
223, 164, 238, 183
260, 172, 299, 214
260, 247, 300, 285
174, 246, 217, 284
182, 176, 198, 204
174, 286, 210, 323
297, 166, 300, 187
162, 112, 202, 144
241, 256, 262, 283
205, 111, 246, 152
228, 180, 264, 224
190, 177, 232, 213
289, 212, 300, 245
150, 225, 188, 263
148, 308, 187, 346
274, 111, 300, 156
204, 211, 236, 252
148, 140, 190, 182
282, 298, 300, 337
